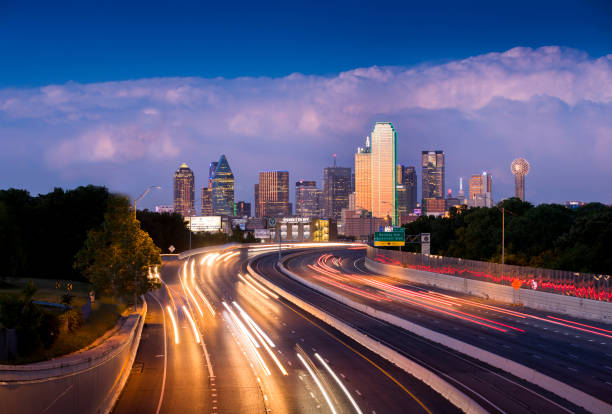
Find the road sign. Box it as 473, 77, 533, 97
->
168, 245, 175, 253
268, 217, 276, 227
511, 279, 522, 290
374, 241, 405, 246
421, 233, 430, 243
374, 228, 405, 246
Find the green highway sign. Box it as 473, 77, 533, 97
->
374, 227, 405, 246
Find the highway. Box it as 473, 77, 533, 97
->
114, 248, 460, 413
252, 248, 600, 413
278, 247, 612, 411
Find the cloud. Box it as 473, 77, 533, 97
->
0, 46, 611, 204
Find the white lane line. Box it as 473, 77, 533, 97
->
297, 353, 338, 414
315, 353, 363, 414
149, 293, 168, 414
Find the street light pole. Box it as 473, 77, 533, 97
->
132, 185, 161, 309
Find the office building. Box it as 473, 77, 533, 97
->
295, 180, 321, 218
155, 205, 174, 213
258, 171, 291, 217
322, 161, 352, 220
235, 201, 251, 217
457, 177, 466, 205
211, 154, 234, 216
422, 151, 445, 207
423, 198, 446, 216
201, 187, 213, 215
254, 184, 260, 217
397, 165, 417, 216
354, 137, 372, 213
469, 172, 493, 207
511, 158, 530, 201
445, 189, 462, 211
371, 122, 398, 224
173, 163, 196, 217
208, 161, 218, 187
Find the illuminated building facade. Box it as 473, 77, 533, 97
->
201, 187, 213, 215
295, 180, 321, 218
173, 163, 196, 217
371, 122, 398, 224
211, 154, 235, 216
258, 171, 291, 217
254, 184, 260, 217
354, 137, 372, 213
235, 201, 251, 217
397, 165, 417, 216
322, 164, 352, 220
421, 151, 445, 207
423, 197, 446, 216
469, 172, 493, 207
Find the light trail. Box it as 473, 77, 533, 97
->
315, 353, 363, 414
546, 316, 612, 334
233, 301, 275, 347
297, 353, 338, 414
179, 261, 204, 318
190, 259, 196, 280
242, 273, 280, 299
222, 302, 271, 376
182, 305, 201, 344
233, 302, 288, 376
200, 253, 211, 265
238, 273, 269, 299
194, 284, 216, 316
207, 253, 220, 266
223, 251, 240, 262
166, 305, 179, 344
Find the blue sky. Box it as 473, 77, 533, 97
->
0, 1, 611, 209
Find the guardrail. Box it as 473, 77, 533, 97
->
368, 246, 611, 302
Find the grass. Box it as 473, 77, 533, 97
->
0, 278, 127, 364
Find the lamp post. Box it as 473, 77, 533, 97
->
132, 185, 161, 309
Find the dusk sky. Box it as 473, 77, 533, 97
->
1, 1, 611, 209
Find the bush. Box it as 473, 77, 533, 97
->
60, 309, 83, 332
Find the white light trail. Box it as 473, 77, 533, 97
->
182, 305, 201, 344
194, 284, 216, 316
223, 251, 240, 262
315, 353, 363, 414
238, 273, 269, 299
207, 253, 220, 267
233, 302, 288, 376
242, 273, 279, 299
200, 253, 211, 265
297, 353, 338, 414
222, 302, 271, 376
233, 301, 275, 347
190, 259, 196, 280
166, 305, 179, 344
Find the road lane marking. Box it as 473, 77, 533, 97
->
148, 292, 168, 414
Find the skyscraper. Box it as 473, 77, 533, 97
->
295, 180, 321, 218
469, 172, 493, 207
421, 150, 445, 203
173, 163, 195, 217
201, 187, 213, 215
397, 165, 417, 215
254, 184, 260, 217
322, 163, 352, 220
235, 201, 251, 217
354, 137, 371, 213
211, 154, 235, 216
371, 122, 397, 224
258, 171, 291, 217
208, 161, 218, 187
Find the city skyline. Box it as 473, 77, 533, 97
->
1, 4, 611, 209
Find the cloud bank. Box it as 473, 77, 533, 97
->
0, 46, 611, 206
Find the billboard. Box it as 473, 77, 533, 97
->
254, 228, 271, 239
186, 216, 222, 232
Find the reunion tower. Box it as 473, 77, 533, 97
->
511, 158, 530, 201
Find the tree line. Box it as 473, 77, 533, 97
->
400, 198, 611, 275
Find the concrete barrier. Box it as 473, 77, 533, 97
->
246, 259, 487, 414
279, 255, 610, 414
366, 256, 612, 323
0, 300, 147, 414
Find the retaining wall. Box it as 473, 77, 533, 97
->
366, 257, 612, 323
246, 259, 487, 414
0, 301, 146, 414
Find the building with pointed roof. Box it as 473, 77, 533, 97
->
211, 154, 235, 216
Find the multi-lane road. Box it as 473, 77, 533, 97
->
282, 248, 612, 407
114, 247, 459, 414
113, 244, 611, 413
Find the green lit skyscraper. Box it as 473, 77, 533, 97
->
211, 154, 235, 216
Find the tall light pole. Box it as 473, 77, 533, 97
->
132, 185, 161, 309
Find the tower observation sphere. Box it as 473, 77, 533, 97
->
511, 158, 530, 201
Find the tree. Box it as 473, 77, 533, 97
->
75, 195, 161, 303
